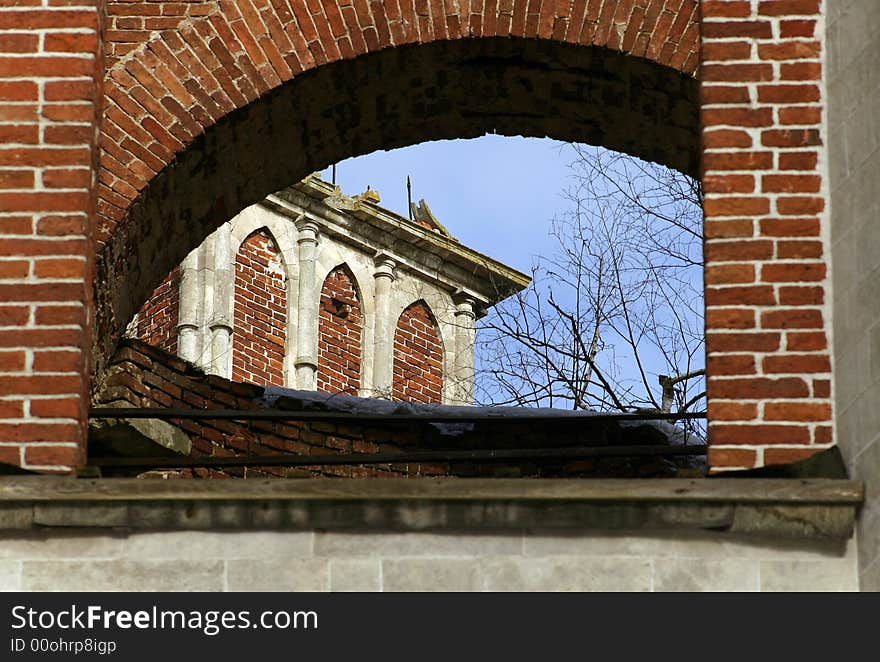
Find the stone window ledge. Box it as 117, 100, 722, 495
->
0, 477, 862, 541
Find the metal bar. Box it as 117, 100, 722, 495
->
89, 444, 708, 469
88, 407, 706, 423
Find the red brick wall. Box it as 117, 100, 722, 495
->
96, 339, 687, 479
104, 0, 214, 69
133, 266, 179, 354
317, 266, 362, 395
0, 0, 103, 471
232, 229, 285, 386
0, 0, 840, 473
701, 0, 832, 470
393, 301, 443, 404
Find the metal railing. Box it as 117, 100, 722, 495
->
88, 407, 707, 471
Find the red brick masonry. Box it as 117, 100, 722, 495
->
92, 339, 698, 479
0, 0, 835, 472
232, 229, 286, 386
393, 301, 443, 404
317, 266, 362, 395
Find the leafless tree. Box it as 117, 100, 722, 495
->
474, 145, 705, 434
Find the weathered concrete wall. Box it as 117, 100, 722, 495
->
0, 529, 857, 592
827, 0, 880, 591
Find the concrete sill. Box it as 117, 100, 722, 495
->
0, 477, 863, 540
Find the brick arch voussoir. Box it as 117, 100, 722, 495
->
98, 0, 699, 241
94, 1, 700, 383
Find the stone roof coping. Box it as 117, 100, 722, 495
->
269, 176, 531, 305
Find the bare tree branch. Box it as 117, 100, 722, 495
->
474, 145, 706, 438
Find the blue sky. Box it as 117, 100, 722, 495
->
321, 135, 574, 273
321, 136, 706, 414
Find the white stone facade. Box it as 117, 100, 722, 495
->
149, 176, 528, 405
0, 529, 858, 592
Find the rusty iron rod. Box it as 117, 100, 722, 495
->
89, 444, 707, 469
88, 408, 706, 423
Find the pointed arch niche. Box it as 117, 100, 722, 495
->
232, 228, 287, 387
316, 264, 363, 395
393, 301, 444, 404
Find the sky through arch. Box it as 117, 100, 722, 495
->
322, 136, 705, 416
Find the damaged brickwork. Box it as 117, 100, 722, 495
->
90, 339, 700, 479
134, 266, 179, 356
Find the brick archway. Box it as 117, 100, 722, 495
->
97, 0, 699, 249
94, 2, 701, 375
0, 0, 836, 472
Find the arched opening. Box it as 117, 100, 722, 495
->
317, 264, 363, 395
0, 0, 837, 478
93, 37, 699, 375
87, 10, 727, 477
393, 300, 444, 404
232, 228, 287, 386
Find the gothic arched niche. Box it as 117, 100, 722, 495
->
317, 264, 364, 395
232, 228, 286, 386
393, 300, 444, 404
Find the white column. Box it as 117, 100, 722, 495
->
452, 295, 476, 406
283, 259, 298, 388
371, 255, 396, 398
294, 220, 320, 390
177, 247, 201, 365
209, 222, 233, 378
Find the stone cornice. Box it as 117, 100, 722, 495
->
0, 477, 862, 540
263, 178, 531, 306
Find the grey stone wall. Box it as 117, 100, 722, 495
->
827, 0, 880, 590
0, 529, 857, 592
